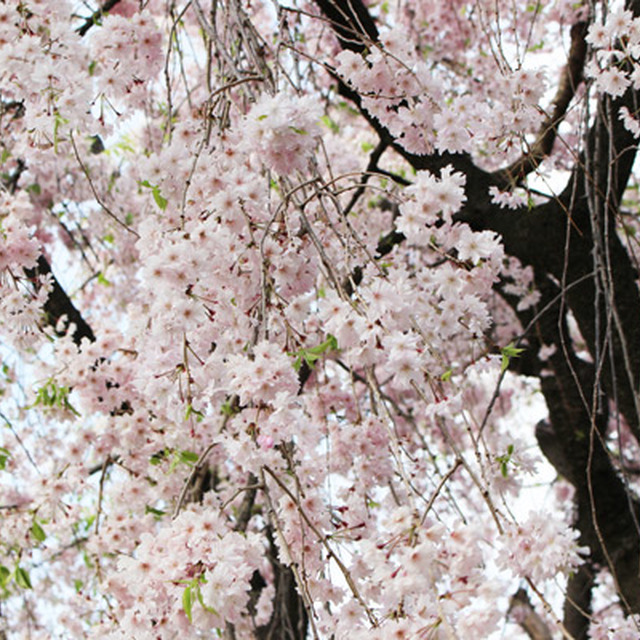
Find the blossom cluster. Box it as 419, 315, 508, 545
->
243, 93, 323, 174
585, 8, 640, 134
0, 1, 618, 639
498, 510, 587, 584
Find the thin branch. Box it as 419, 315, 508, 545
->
342, 139, 388, 215
172, 439, 220, 518
69, 132, 139, 238
94, 456, 111, 534
313, 0, 379, 54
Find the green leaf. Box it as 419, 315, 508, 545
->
0, 446, 10, 471
30, 379, 81, 417
15, 567, 32, 589
183, 585, 194, 622
139, 180, 167, 211
31, 521, 46, 543
320, 115, 339, 133
0, 566, 10, 588
527, 40, 545, 52
291, 335, 339, 372
82, 550, 94, 569
97, 271, 111, 286
195, 582, 218, 615
152, 189, 167, 210
185, 404, 204, 422
145, 505, 167, 518
496, 444, 515, 478
150, 450, 166, 465
500, 343, 525, 373
441, 369, 453, 382
52, 113, 69, 154
221, 402, 234, 416
168, 449, 199, 473
181, 575, 217, 623
179, 450, 199, 465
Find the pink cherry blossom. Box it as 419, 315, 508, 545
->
0, 2, 637, 639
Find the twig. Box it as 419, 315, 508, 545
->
69, 132, 139, 238
172, 439, 220, 518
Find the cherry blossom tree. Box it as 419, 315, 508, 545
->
1, 0, 640, 638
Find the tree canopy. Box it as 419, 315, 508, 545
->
0, 0, 639, 638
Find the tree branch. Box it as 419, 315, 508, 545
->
517, 276, 640, 614
25, 255, 95, 346
315, 0, 640, 616
313, 0, 378, 53
508, 588, 553, 640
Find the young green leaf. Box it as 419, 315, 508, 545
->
31, 521, 46, 543
291, 335, 339, 372
0, 446, 10, 471
183, 584, 193, 622
15, 566, 32, 589
500, 343, 525, 373
0, 566, 10, 588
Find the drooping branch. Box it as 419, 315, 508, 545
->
565, 0, 640, 208
551, 8, 640, 442
563, 562, 594, 640
7, 0, 113, 347
311, 0, 498, 197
